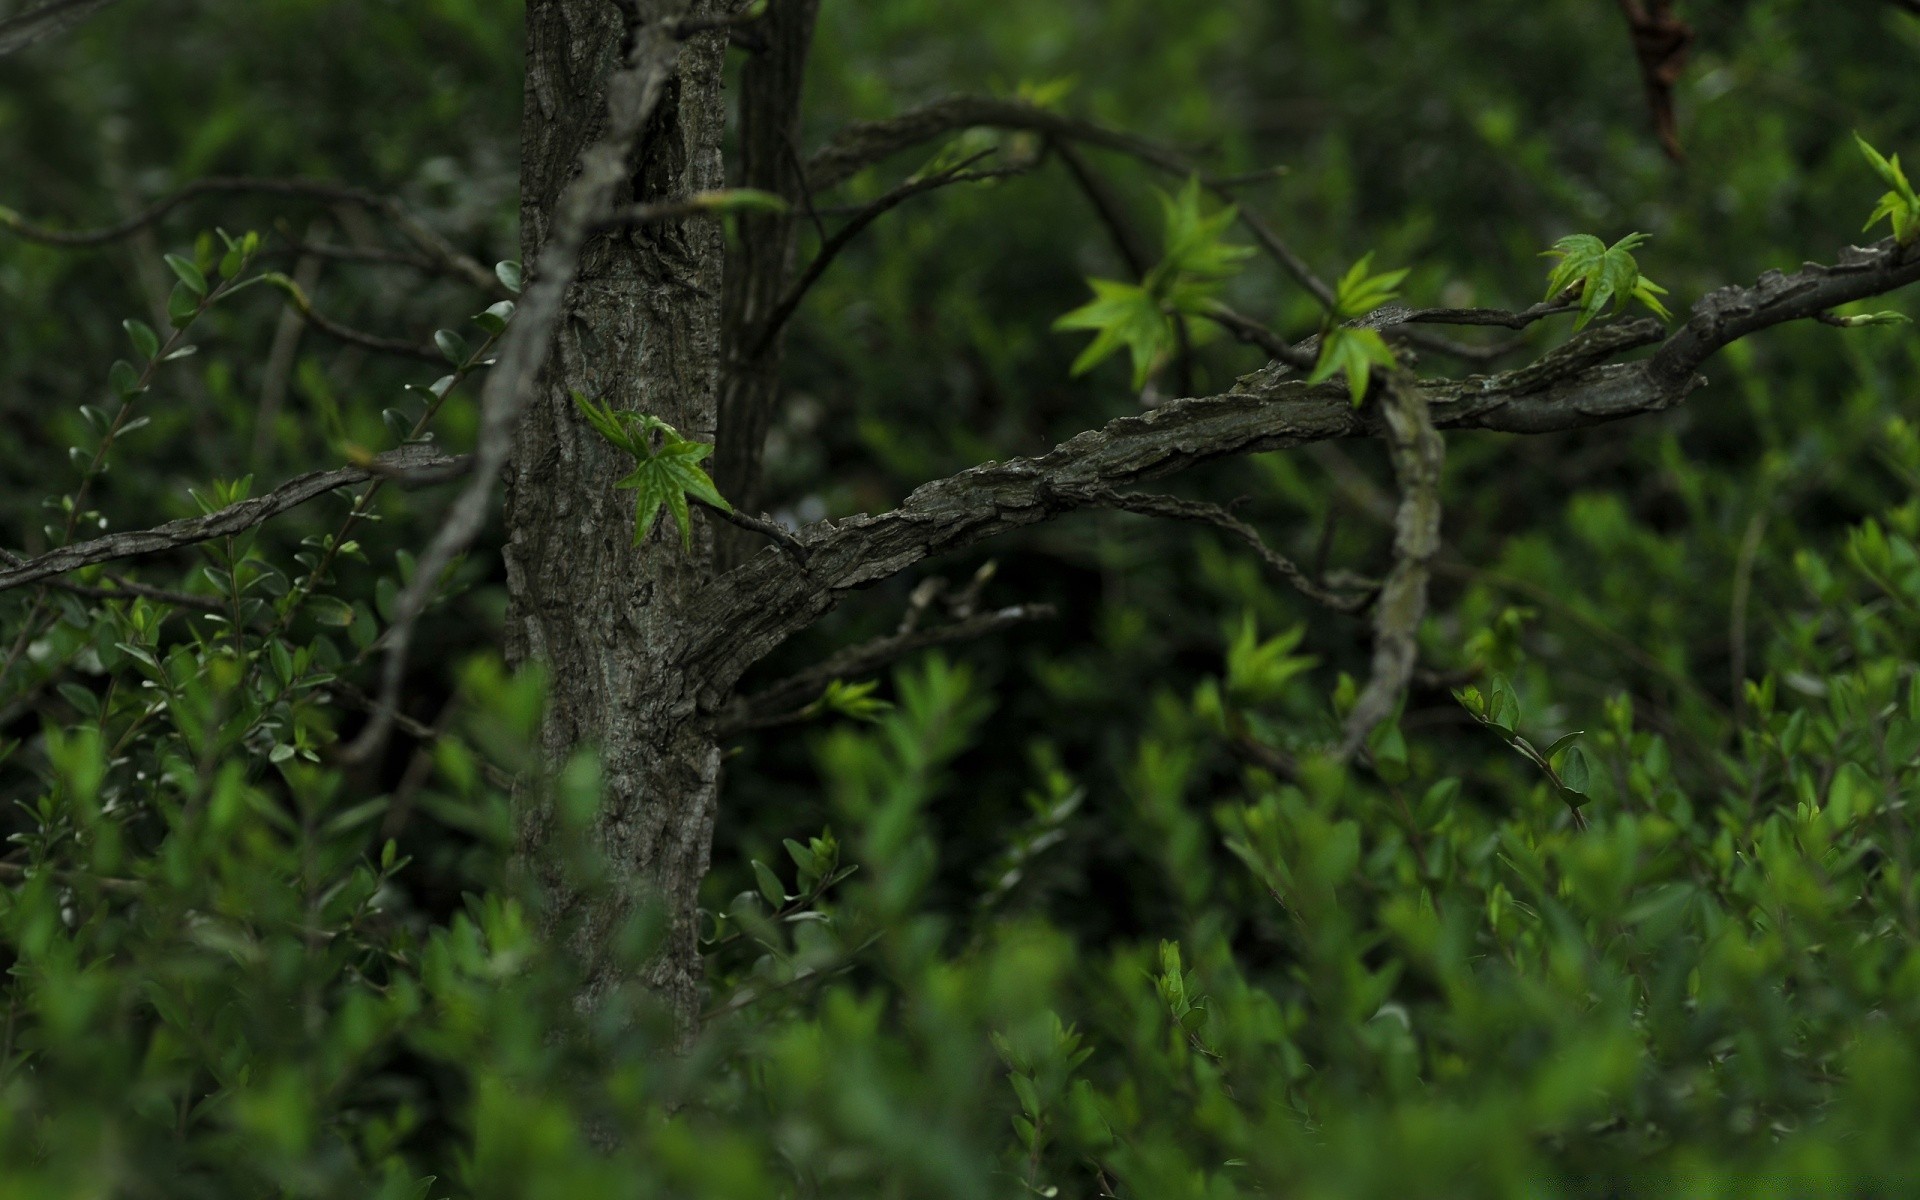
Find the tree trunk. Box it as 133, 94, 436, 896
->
715, 0, 819, 563
505, 0, 729, 1030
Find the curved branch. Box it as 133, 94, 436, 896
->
717, 602, 1056, 736
751, 154, 1028, 358
0, 445, 459, 594
1338, 371, 1444, 759
805, 96, 1197, 192
1068, 487, 1371, 613
679, 240, 1920, 705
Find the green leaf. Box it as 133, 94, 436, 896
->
1541, 232, 1670, 328
1054, 278, 1173, 389
166, 281, 202, 329
1558, 745, 1593, 796
495, 260, 523, 294
471, 300, 516, 335
434, 329, 468, 366
1307, 327, 1397, 404
123, 318, 159, 360
1150, 176, 1252, 294
108, 360, 141, 400
752, 859, 786, 907
164, 253, 208, 297
577, 397, 732, 552
1328, 253, 1409, 321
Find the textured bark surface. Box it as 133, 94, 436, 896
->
714, 0, 819, 553
506, 0, 728, 1028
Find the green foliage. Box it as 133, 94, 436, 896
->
9, 1, 1920, 1195
572, 393, 731, 551
1053, 176, 1251, 388
1856, 131, 1920, 245
1305, 253, 1407, 402
1540, 232, 1673, 329
805, 678, 895, 723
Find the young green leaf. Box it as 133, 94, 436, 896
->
122, 318, 159, 361
573, 393, 732, 551
1541, 232, 1672, 328
1053, 279, 1174, 389
164, 253, 208, 297
1855, 132, 1920, 244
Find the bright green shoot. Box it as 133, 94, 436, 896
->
1305, 253, 1409, 403
572, 392, 731, 551
1054, 176, 1253, 389
1540, 233, 1672, 329
1855, 132, 1920, 246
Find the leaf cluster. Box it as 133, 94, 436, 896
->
1053, 176, 1253, 389
572, 393, 731, 551
1305, 253, 1409, 403
1856, 132, 1920, 245
1540, 232, 1673, 329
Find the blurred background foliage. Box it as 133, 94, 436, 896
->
3, 0, 1920, 1195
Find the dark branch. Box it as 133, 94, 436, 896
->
805, 96, 1197, 192
1067, 487, 1371, 613
677, 240, 1920, 706
0, 176, 502, 295
751, 154, 1027, 359
0, 445, 459, 595
0, 0, 119, 58
717, 603, 1057, 736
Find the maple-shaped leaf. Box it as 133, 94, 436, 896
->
1328, 253, 1409, 321
1306, 326, 1398, 404
1541, 232, 1672, 329
1150, 176, 1254, 290
1053, 278, 1174, 389
574, 392, 730, 551
1856, 132, 1920, 245
1303, 252, 1408, 402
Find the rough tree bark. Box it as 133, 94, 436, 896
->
506, 0, 731, 1027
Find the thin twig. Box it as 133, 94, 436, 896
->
750, 153, 1027, 359
0, 176, 501, 294
1068, 487, 1373, 613
718, 603, 1056, 736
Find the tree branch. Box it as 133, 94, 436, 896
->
0, 0, 119, 58
750, 154, 1028, 359
1338, 371, 1444, 759
804, 96, 1196, 193
0, 176, 502, 295
0, 445, 460, 595
1066, 487, 1371, 613
716, 602, 1056, 736
679, 239, 1920, 706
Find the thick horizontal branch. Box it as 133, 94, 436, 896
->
679, 239, 1920, 705
0, 445, 459, 594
